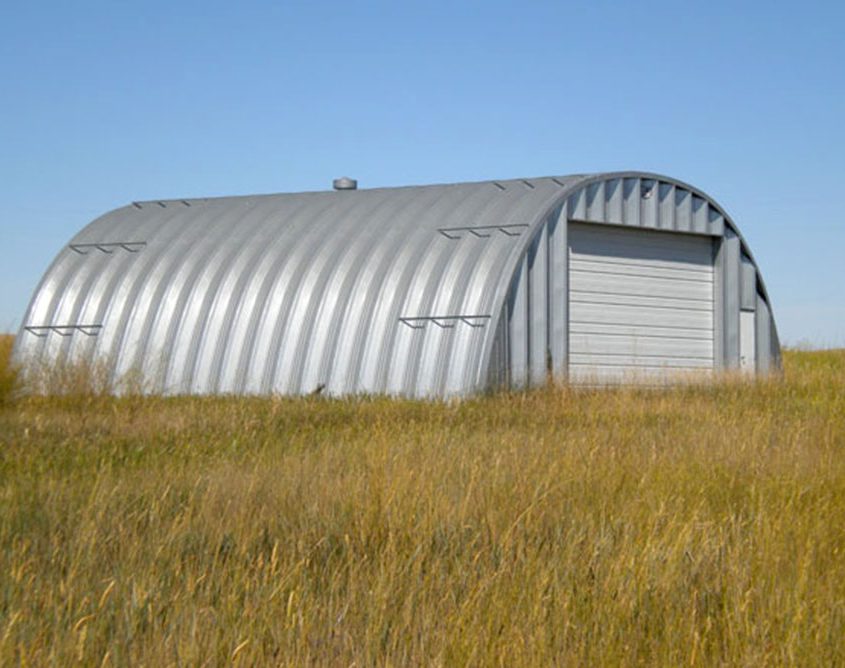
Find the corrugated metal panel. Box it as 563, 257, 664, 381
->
721, 228, 741, 368
755, 294, 777, 374
567, 223, 714, 383
740, 255, 757, 311
548, 203, 568, 379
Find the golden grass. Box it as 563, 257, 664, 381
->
0, 335, 17, 407
1, 337, 844, 665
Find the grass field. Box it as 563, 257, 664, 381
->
1, 334, 843, 665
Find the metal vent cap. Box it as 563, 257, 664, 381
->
333, 176, 357, 191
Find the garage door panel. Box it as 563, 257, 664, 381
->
571, 257, 712, 282
576, 244, 712, 273
569, 271, 713, 302
568, 222, 715, 383
570, 352, 713, 369
569, 250, 714, 274
569, 225, 714, 267
570, 321, 712, 341
570, 291, 713, 312
569, 302, 713, 330
569, 333, 713, 358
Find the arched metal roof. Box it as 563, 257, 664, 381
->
15, 176, 584, 395
14, 172, 779, 397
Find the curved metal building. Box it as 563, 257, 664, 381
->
14, 172, 780, 396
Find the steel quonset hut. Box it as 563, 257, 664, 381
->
15, 172, 780, 397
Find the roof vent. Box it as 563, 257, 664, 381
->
333, 177, 358, 191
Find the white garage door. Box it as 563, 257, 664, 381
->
568, 222, 715, 383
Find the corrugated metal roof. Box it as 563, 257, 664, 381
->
16, 176, 587, 396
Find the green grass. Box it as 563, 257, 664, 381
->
1, 335, 844, 665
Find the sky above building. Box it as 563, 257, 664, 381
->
1, 0, 843, 346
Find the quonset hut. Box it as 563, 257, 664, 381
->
15, 172, 780, 397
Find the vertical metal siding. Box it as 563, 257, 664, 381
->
675, 187, 692, 230
658, 183, 675, 230
713, 235, 725, 369
605, 178, 623, 224
722, 228, 742, 369
756, 295, 773, 374
641, 179, 658, 228
740, 256, 757, 312
548, 204, 568, 379
623, 179, 640, 227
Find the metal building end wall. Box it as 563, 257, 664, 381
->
494, 173, 781, 389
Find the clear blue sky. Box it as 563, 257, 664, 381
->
1, 1, 843, 346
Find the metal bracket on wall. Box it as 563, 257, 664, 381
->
69, 242, 147, 255
24, 324, 103, 337
399, 315, 491, 330
437, 224, 529, 240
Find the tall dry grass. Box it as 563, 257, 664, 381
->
0, 338, 843, 665
0, 335, 17, 407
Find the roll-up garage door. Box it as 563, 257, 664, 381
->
568, 222, 715, 383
